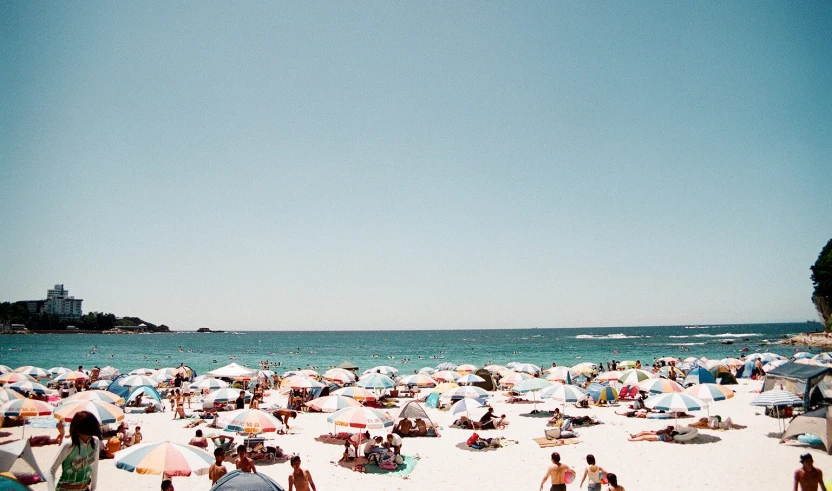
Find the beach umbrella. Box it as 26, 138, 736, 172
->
596, 371, 622, 383
746, 353, 785, 363
190, 378, 229, 391
211, 469, 285, 491
430, 382, 460, 395
644, 393, 708, 427
13, 367, 48, 379
98, 366, 121, 380
512, 378, 553, 412
128, 368, 157, 376
682, 367, 716, 386
593, 386, 619, 404
0, 388, 25, 404
52, 371, 89, 383
499, 372, 531, 387
763, 360, 789, 372
202, 388, 250, 405
356, 374, 396, 390
153, 373, 175, 384
751, 390, 803, 434
658, 366, 686, 380
617, 369, 653, 386
456, 364, 478, 374
48, 367, 70, 377
417, 367, 437, 375
571, 362, 597, 374
323, 369, 355, 384
546, 367, 578, 383
225, 409, 284, 434
456, 373, 486, 385
638, 378, 683, 395
657, 357, 681, 364
115, 441, 213, 476
8, 381, 50, 396
284, 369, 319, 379
0, 365, 12, 374
365, 366, 398, 377
118, 375, 159, 389
306, 395, 362, 413
327, 406, 394, 430
451, 397, 485, 417
282, 376, 325, 390
719, 357, 745, 368
0, 399, 53, 418
331, 387, 377, 401
398, 374, 438, 388
0, 373, 36, 385
157, 367, 188, 378
440, 386, 490, 400
54, 400, 125, 425
813, 353, 832, 363
64, 390, 124, 405
432, 370, 461, 383
436, 362, 458, 371
89, 380, 111, 390
540, 384, 589, 403
484, 365, 507, 373
684, 383, 733, 402
513, 363, 541, 375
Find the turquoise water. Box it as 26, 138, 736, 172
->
0, 323, 817, 376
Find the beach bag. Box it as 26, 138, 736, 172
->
379, 456, 398, 470
467, 433, 480, 446
545, 428, 561, 440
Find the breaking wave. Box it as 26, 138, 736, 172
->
575, 333, 642, 340
669, 333, 761, 339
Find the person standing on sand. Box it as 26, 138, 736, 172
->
795, 453, 827, 491
540, 452, 574, 491
288, 455, 316, 491
606, 473, 625, 491
235, 445, 256, 473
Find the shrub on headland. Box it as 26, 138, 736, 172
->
812, 238, 832, 330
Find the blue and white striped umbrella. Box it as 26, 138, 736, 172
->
644, 393, 708, 412
356, 374, 396, 390
364, 366, 399, 376
119, 375, 159, 389
0, 366, 11, 375
129, 368, 157, 376
48, 367, 71, 377
750, 390, 803, 407
440, 386, 490, 400
539, 384, 589, 403
90, 380, 111, 390
513, 363, 542, 375
8, 381, 50, 396
202, 388, 250, 405
190, 378, 229, 391
14, 366, 48, 379
511, 378, 553, 394
793, 352, 814, 360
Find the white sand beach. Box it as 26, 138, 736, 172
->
10, 377, 827, 491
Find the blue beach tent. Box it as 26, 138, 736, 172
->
126, 386, 163, 410
425, 392, 440, 408
683, 367, 716, 386
106, 375, 130, 399
211, 470, 285, 491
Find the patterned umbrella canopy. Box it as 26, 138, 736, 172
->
0, 373, 36, 385
683, 383, 734, 402
750, 390, 803, 407
440, 386, 490, 400
118, 375, 159, 389
13, 366, 48, 378
331, 387, 377, 401
323, 369, 356, 384
64, 390, 125, 405
539, 384, 589, 403
398, 374, 438, 387
499, 372, 531, 386
8, 381, 50, 396
356, 374, 396, 390
513, 363, 542, 375
305, 395, 362, 413
115, 441, 213, 476
53, 371, 89, 383
546, 367, 578, 383
456, 364, 478, 374
326, 406, 393, 430
54, 400, 125, 425
617, 369, 654, 385
0, 399, 53, 418
225, 409, 284, 434
202, 388, 250, 405
455, 374, 485, 385
432, 370, 461, 382
644, 393, 708, 412
0, 388, 25, 404
430, 382, 460, 394
638, 378, 684, 395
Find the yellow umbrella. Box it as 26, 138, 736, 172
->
432, 382, 459, 394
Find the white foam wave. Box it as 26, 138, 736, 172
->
669, 342, 707, 346
692, 333, 761, 338
575, 333, 642, 340
684, 326, 713, 329
669, 335, 689, 339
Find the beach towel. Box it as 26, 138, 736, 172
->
533, 437, 581, 448
363, 455, 419, 478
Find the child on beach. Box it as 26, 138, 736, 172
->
579, 454, 607, 491
288, 455, 317, 491
209, 448, 227, 484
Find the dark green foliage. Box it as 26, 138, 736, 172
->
812, 238, 832, 298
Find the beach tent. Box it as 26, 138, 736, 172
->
682, 367, 716, 386
780, 406, 832, 454
105, 375, 131, 400
764, 362, 832, 410
425, 392, 440, 408
205, 363, 256, 379
0, 440, 45, 482
211, 469, 285, 491
736, 360, 755, 379
471, 369, 496, 392
336, 361, 359, 372
395, 401, 439, 436
708, 365, 738, 385
125, 386, 163, 410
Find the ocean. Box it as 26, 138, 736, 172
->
0, 322, 818, 376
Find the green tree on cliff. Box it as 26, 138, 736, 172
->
811, 238, 832, 330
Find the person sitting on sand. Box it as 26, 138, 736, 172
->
413, 418, 428, 436
339, 441, 355, 462
274, 409, 298, 431
495, 414, 509, 429
479, 407, 498, 430
607, 473, 626, 491
235, 445, 256, 473
211, 435, 234, 457
209, 448, 227, 484
394, 418, 413, 436
133, 426, 142, 445
189, 429, 208, 449
363, 436, 385, 458
547, 408, 563, 425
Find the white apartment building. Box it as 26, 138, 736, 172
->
44, 284, 83, 320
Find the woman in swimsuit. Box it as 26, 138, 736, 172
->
288, 455, 317, 491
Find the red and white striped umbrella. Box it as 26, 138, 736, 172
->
53, 371, 90, 383
224, 409, 284, 434
306, 395, 362, 413
115, 441, 213, 477
54, 400, 125, 425
64, 390, 124, 405
331, 387, 377, 402
326, 407, 393, 429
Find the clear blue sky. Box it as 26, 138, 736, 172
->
1, 2, 830, 331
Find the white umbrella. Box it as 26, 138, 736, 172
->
644, 392, 708, 427
450, 397, 485, 418
512, 378, 554, 412
456, 374, 486, 385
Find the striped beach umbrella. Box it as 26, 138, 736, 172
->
593, 386, 619, 404
431, 382, 460, 395
540, 384, 589, 403
129, 368, 157, 376
64, 390, 125, 405
53, 371, 89, 383
456, 373, 486, 385
48, 367, 71, 377
456, 364, 478, 374
0, 365, 12, 374
14, 366, 48, 378
432, 370, 461, 383
225, 409, 284, 434
0, 399, 53, 418
513, 363, 542, 375
8, 381, 50, 396
483, 365, 507, 373
331, 387, 377, 401
617, 369, 653, 386
54, 400, 125, 425
440, 386, 490, 400
499, 372, 531, 387
512, 378, 553, 394
356, 374, 396, 390
202, 388, 250, 405
546, 367, 578, 383
571, 362, 597, 374
750, 390, 802, 407
682, 367, 716, 386
644, 393, 707, 412
281, 376, 325, 390
364, 366, 399, 377
0, 388, 25, 404
719, 357, 745, 368
115, 441, 213, 476
0, 373, 36, 385
284, 369, 320, 379
657, 357, 681, 364
190, 378, 229, 391
323, 369, 356, 384
596, 371, 622, 383
305, 395, 362, 413
684, 383, 733, 402
417, 367, 437, 375
638, 378, 683, 395
327, 407, 394, 430
89, 380, 112, 390
118, 375, 159, 389
98, 366, 121, 380
399, 374, 438, 388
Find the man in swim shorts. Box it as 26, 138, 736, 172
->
540, 452, 574, 491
